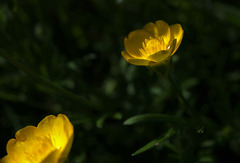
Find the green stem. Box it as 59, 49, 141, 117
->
168, 73, 189, 107
168, 72, 198, 119
0, 49, 101, 110
149, 64, 198, 119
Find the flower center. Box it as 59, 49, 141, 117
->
139, 37, 166, 56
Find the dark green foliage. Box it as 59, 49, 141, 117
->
1, 0, 240, 162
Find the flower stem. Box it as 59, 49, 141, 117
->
168, 72, 198, 119
149, 64, 198, 120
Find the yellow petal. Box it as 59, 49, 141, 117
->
148, 39, 176, 62
122, 51, 157, 66
155, 20, 171, 44
121, 51, 134, 61
54, 114, 74, 163
0, 114, 74, 163
170, 24, 184, 55
143, 22, 158, 36
127, 58, 157, 66
15, 126, 40, 142
37, 115, 56, 133
37, 114, 74, 163
5, 126, 55, 163
7, 126, 41, 157
41, 149, 59, 163
127, 58, 151, 66
37, 114, 74, 151
58, 134, 74, 163
0, 155, 13, 163
124, 29, 152, 57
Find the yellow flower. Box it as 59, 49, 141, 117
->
0, 114, 74, 163
121, 20, 184, 66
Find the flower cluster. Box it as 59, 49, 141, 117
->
0, 114, 74, 163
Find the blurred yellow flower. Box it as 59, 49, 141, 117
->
0, 114, 74, 163
121, 20, 183, 66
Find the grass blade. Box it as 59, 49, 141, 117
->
124, 114, 186, 125
132, 128, 176, 156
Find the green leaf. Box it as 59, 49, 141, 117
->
124, 114, 186, 125
132, 128, 176, 156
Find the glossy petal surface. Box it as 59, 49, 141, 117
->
148, 39, 176, 62
128, 58, 156, 66
0, 114, 74, 163
155, 20, 171, 44
121, 20, 183, 66
170, 24, 184, 55
124, 30, 152, 58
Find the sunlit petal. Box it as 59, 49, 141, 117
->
148, 39, 176, 62
0, 114, 74, 163
170, 24, 184, 55
155, 20, 171, 44
121, 51, 134, 61
128, 58, 157, 66
143, 22, 158, 36
124, 29, 152, 58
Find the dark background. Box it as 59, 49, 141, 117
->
0, 0, 240, 162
